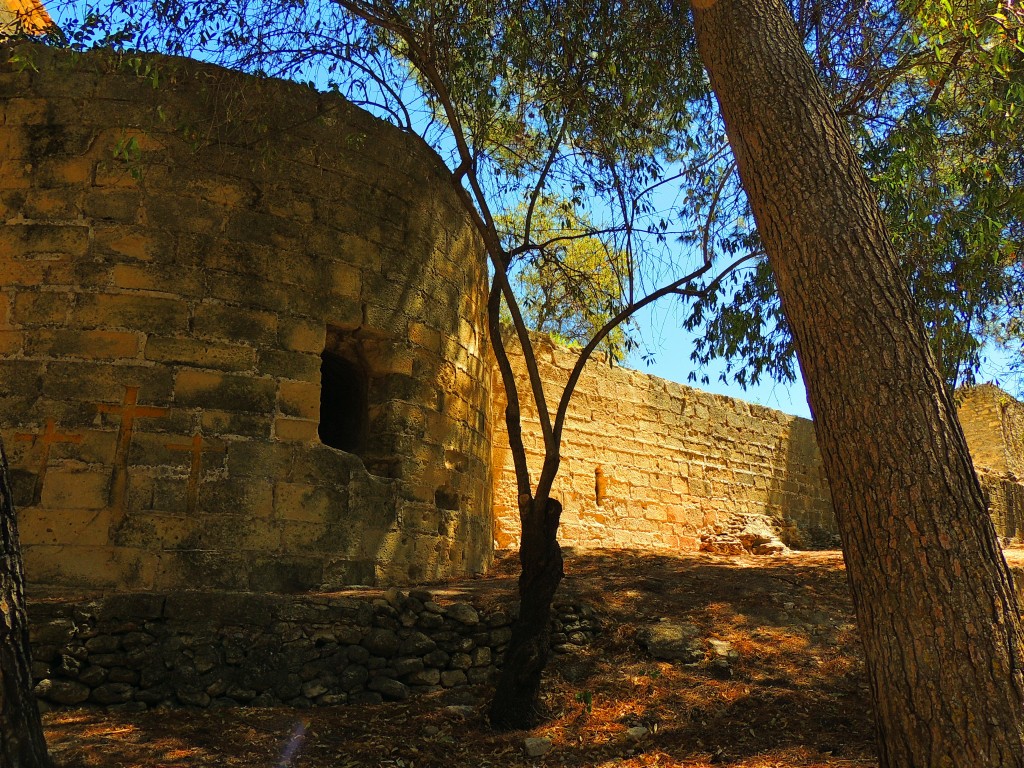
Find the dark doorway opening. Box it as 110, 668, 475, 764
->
318, 351, 368, 454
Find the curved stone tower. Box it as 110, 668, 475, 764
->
0, 45, 492, 591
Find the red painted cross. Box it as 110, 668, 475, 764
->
165, 432, 218, 515
14, 419, 83, 505
97, 386, 169, 530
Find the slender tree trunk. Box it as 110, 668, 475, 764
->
688, 0, 1024, 765
0, 436, 52, 768
489, 495, 564, 730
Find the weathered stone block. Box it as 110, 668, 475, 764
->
361, 628, 400, 657
0, 223, 89, 257
278, 380, 320, 420
112, 264, 206, 296
193, 303, 277, 346
0, 329, 23, 353
328, 262, 360, 298
23, 544, 158, 590
174, 369, 276, 413
38, 470, 111, 510
83, 190, 141, 223
0, 359, 43, 397
367, 676, 408, 701
145, 335, 256, 371
206, 271, 292, 313
226, 441, 294, 478
27, 329, 140, 360
398, 632, 436, 656
35, 155, 95, 186
259, 349, 320, 381
445, 603, 480, 626
439, 669, 467, 688
274, 417, 319, 443
19, 506, 111, 546
199, 409, 271, 439
93, 226, 167, 262
35, 678, 90, 705
278, 316, 324, 353
143, 194, 224, 235
199, 478, 274, 519
115, 511, 193, 549
274, 482, 346, 524
73, 293, 189, 334
12, 290, 73, 326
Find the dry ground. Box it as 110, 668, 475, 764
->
45, 547, 1016, 768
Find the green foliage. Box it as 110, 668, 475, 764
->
500, 198, 631, 361
6, 49, 39, 73
111, 132, 143, 181
685, 0, 1024, 393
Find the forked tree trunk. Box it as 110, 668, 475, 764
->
488, 496, 563, 730
688, 0, 1024, 764
0, 436, 52, 768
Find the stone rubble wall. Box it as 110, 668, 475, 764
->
28, 589, 597, 711
492, 334, 837, 552
0, 44, 492, 591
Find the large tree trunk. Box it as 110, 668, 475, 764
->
0, 436, 52, 768
688, 0, 1024, 765
488, 495, 563, 730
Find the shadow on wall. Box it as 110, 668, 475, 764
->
768, 418, 839, 549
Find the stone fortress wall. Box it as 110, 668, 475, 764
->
0, 44, 493, 592
2, 44, 1023, 598
493, 336, 1024, 552
492, 335, 836, 552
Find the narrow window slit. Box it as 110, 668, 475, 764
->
318, 351, 368, 454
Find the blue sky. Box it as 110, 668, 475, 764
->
625, 300, 812, 419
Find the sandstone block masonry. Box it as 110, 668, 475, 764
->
492, 334, 834, 552
493, 334, 1024, 552
0, 44, 493, 591
958, 383, 1024, 540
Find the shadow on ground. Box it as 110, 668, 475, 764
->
45, 548, 880, 768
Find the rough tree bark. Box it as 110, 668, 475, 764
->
488, 495, 563, 729
687, 0, 1024, 764
0, 436, 52, 768
484, 279, 567, 730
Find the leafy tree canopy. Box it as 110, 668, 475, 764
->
683, 0, 1024, 393
498, 197, 631, 360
